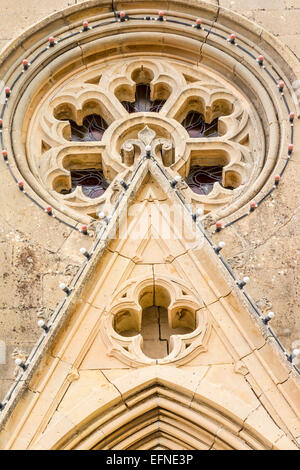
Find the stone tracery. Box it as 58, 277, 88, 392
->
27, 58, 260, 220
102, 276, 210, 365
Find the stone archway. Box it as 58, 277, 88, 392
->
30, 369, 284, 450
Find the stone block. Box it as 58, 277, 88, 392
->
194, 364, 260, 422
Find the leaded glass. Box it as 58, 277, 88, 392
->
69, 114, 108, 142
182, 112, 218, 138
70, 169, 109, 199
122, 84, 165, 113
186, 165, 223, 195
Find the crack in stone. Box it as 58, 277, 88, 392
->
101, 369, 130, 410
189, 365, 211, 408
199, 4, 220, 60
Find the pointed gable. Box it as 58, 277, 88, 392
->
0, 159, 299, 450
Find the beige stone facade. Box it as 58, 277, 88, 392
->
0, 0, 299, 450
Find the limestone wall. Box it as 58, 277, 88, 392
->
1, 1, 299, 59
0, 0, 299, 404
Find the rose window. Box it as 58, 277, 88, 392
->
24, 57, 261, 223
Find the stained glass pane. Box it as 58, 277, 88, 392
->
68, 114, 108, 142
186, 165, 223, 195
182, 111, 218, 138
70, 169, 109, 199
122, 84, 165, 113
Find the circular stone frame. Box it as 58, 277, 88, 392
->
0, 0, 299, 226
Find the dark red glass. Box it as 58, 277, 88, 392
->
69, 114, 108, 141
182, 111, 218, 138
69, 169, 109, 199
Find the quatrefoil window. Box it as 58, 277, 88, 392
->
116, 305, 195, 360
112, 284, 197, 360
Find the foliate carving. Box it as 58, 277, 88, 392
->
26, 58, 261, 222
121, 125, 174, 167
138, 126, 156, 146
100, 276, 211, 367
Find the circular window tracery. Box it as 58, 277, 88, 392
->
2, 2, 294, 226
23, 57, 262, 221
67, 114, 108, 142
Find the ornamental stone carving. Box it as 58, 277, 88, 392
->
25, 57, 261, 221
3, 2, 296, 230
101, 276, 210, 366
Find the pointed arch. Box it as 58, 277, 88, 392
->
31, 368, 288, 451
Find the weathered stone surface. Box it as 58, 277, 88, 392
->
219, 0, 300, 60
0, 0, 299, 451
0, 1, 75, 53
